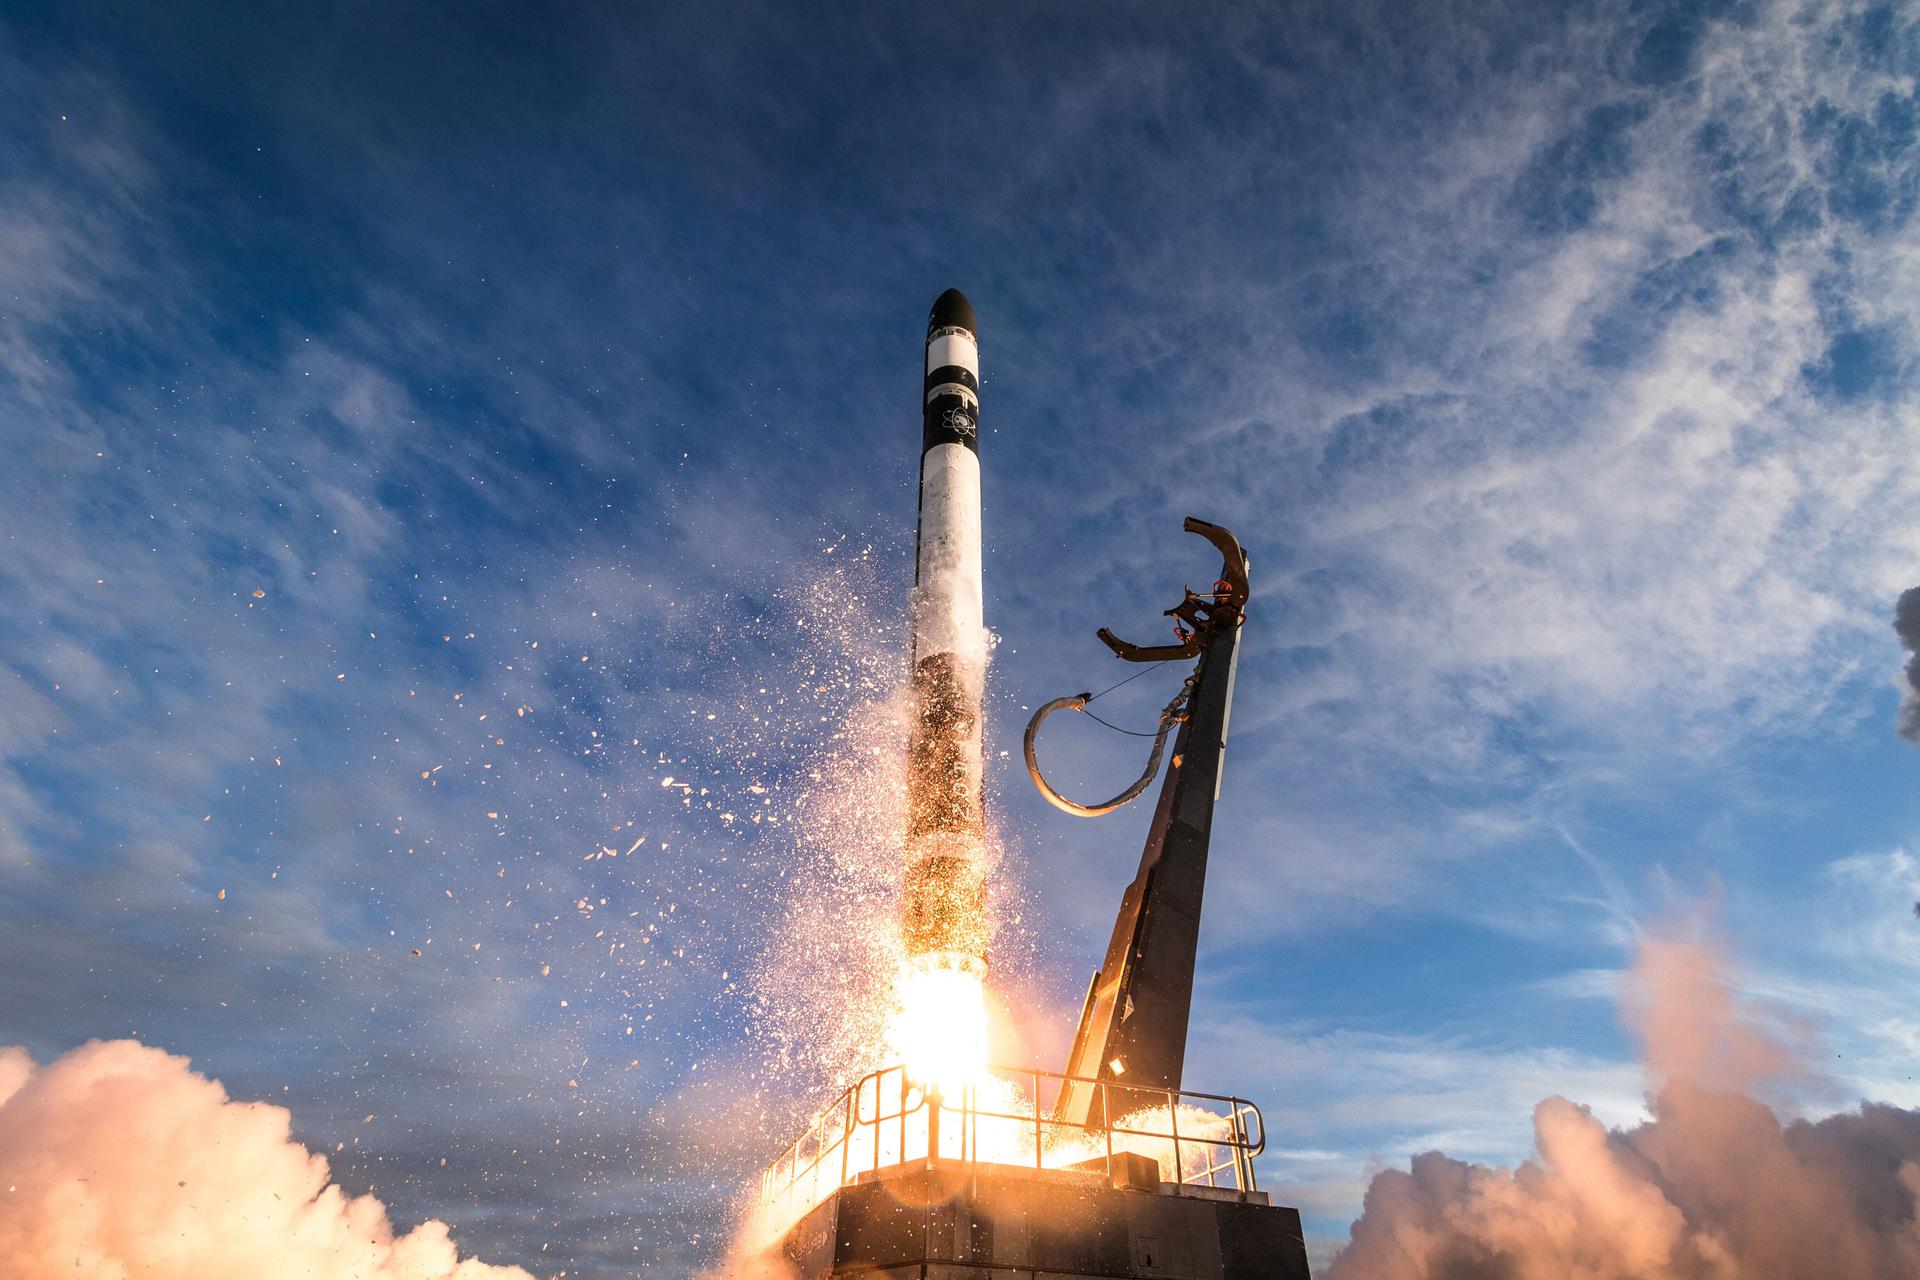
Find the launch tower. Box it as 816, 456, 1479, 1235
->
760, 292, 1311, 1280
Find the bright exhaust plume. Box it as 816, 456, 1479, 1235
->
889, 955, 990, 1101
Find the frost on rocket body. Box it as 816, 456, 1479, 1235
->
908, 443, 988, 838
0, 1039, 531, 1280
904, 437, 992, 969
911, 444, 987, 671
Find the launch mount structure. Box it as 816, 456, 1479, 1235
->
1032, 517, 1251, 1132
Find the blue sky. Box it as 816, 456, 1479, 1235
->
1, 1, 1916, 1274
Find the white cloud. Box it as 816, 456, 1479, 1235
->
0, 1039, 529, 1280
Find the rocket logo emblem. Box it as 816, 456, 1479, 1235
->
942, 406, 977, 439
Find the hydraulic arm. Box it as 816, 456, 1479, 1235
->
1029, 518, 1249, 1128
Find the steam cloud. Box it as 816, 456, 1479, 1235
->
1326, 932, 1920, 1279
1896, 587, 1920, 742
0, 1039, 531, 1280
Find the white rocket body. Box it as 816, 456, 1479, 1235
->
902, 291, 989, 972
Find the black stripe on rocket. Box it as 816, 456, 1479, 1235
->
922, 288, 980, 454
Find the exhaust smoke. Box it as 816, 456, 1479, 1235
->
0, 1039, 530, 1280
1325, 928, 1920, 1279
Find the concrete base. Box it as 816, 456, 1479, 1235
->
778, 1160, 1311, 1279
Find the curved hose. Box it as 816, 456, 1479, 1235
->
1023, 676, 1195, 817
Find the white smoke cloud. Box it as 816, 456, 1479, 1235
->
1325, 929, 1920, 1279
0, 1039, 532, 1280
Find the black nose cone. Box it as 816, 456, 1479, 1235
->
929, 288, 976, 337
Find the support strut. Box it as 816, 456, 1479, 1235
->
1051, 518, 1248, 1129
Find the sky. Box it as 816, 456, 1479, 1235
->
0, 0, 1916, 1275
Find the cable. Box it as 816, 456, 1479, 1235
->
1082, 658, 1171, 705
1024, 671, 1198, 817
1078, 708, 1162, 738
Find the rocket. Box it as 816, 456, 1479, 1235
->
902, 289, 990, 979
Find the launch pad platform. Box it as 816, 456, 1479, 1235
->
762, 1065, 1311, 1279
779, 1159, 1309, 1280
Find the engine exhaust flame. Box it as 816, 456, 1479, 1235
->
888, 953, 990, 1101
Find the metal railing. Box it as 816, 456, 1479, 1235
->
758, 1063, 1265, 1227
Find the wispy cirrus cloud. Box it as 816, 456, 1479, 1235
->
1009, 0, 1920, 961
